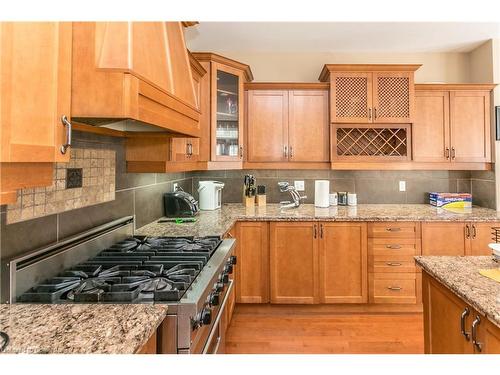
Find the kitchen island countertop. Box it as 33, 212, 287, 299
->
0, 303, 167, 354
136, 203, 500, 238
415, 256, 500, 328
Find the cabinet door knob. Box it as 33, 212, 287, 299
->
60, 115, 72, 154
460, 307, 471, 340
471, 315, 482, 352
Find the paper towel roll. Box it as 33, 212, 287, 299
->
314, 180, 330, 208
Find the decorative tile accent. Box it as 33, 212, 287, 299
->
6, 148, 115, 224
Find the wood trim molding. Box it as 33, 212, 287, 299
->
245, 82, 330, 90
243, 162, 331, 170
191, 52, 254, 82
331, 162, 492, 170
188, 50, 207, 77
181, 22, 199, 28
73, 123, 126, 137
415, 83, 497, 91
319, 64, 422, 81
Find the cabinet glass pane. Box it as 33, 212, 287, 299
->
216, 70, 239, 157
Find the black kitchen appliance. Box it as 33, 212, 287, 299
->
163, 191, 199, 217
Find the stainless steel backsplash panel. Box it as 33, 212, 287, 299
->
1, 216, 134, 303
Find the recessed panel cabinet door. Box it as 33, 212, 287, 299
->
421, 222, 466, 256
270, 222, 319, 304
330, 72, 372, 123
235, 222, 270, 303
423, 272, 474, 354
469, 222, 498, 256
1, 22, 72, 163
288, 90, 330, 162
319, 223, 367, 303
413, 91, 450, 162
450, 91, 491, 163
246, 90, 288, 162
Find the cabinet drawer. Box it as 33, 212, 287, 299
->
368, 238, 420, 256
369, 255, 416, 273
368, 222, 419, 238
369, 273, 417, 304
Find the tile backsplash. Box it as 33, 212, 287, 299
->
6, 148, 116, 224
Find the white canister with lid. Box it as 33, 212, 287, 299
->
347, 193, 357, 206
329, 193, 338, 206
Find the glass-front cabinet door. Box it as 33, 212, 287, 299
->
211, 63, 244, 161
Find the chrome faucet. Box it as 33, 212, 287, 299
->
278, 182, 307, 209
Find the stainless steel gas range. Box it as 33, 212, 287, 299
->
0, 216, 236, 354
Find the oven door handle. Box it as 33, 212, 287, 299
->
202, 280, 233, 354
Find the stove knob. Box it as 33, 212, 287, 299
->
209, 292, 220, 306
214, 281, 224, 293
229, 255, 237, 265
200, 308, 212, 326
220, 273, 229, 284
224, 264, 233, 274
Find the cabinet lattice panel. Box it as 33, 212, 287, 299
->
336, 127, 409, 158
376, 76, 410, 118
335, 76, 368, 118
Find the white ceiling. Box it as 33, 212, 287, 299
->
185, 22, 500, 53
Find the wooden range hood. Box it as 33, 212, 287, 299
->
71, 22, 200, 137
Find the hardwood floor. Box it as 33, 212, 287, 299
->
225, 304, 424, 354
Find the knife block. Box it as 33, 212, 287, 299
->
243, 196, 255, 207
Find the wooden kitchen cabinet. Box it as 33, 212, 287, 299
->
414, 84, 494, 166
245, 84, 329, 166
421, 222, 497, 256
191, 53, 253, 168
270, 222, 319, 304
235, 222, 270, 303
319, 222, 367, 303
246, 90, 289, 162
423, 271, 500, 354
319, 65, 420, 124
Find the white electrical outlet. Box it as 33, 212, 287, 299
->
294, 180, 305, 191
173, 183, 178, 192
399, 181, 406, 192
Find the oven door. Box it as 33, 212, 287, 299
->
202, 280, 233, 354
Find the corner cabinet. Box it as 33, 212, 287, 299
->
319, 65, 420, 124
1, 22, 72, 203
245, 83, 330, 168
191, 53, 253, 169
414, 84, 493, 165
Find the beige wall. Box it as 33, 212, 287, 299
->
468, 40, 494, 83
216, 51, 471, 83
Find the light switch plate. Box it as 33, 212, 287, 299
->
399, 180, 406, 192
294, 180, 305, 191
173, 183, 178, 192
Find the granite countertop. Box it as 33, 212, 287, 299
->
136, 203, 500, 237
415, 256, 500, 328
0, 304, 168, 354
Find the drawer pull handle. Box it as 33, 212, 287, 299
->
386, 227, 401, 232
386, 244, 402, 249
387, 286, 402, 291
386, 262, 402, 267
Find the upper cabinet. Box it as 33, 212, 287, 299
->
245, 84, 330, 167
1, 22, 72, 203
71, 22, 201, 137
191, 53, 253, 167
319, 65, 420, 124
414, 84, 494, 165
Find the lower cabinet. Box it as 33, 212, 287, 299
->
422, 271, 500, 354
235, 221, 270, 303
270, 222, 319, 304
269, 221, 367, 304
137, 332, 158, 354
319, 222, 367, 303
421, 222, 498, 256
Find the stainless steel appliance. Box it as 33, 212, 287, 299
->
1, 216, 236, 354
163, 190, 199, 217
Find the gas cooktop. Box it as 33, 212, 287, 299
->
18, 236, 223, 304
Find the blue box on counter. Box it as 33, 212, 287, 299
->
429, 192, 472, 208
